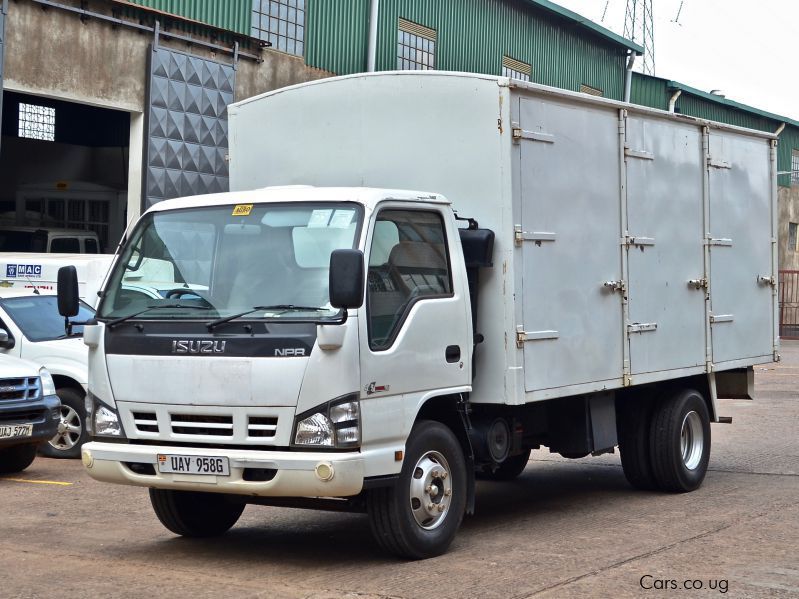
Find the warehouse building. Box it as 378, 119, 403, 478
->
0, 0, 640, 249
0, 0, 796, 267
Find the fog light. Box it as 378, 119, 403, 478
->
82, 449, 94, 469
315, 462, 334, 482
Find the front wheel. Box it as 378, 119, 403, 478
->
649, 389, 711, 492
368, 420, 467, 559
40, 388, 87, 459
0, 444, 37, 474
149, 489, 245, 537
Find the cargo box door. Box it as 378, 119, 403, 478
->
516, 97, 624, 392
625, 117, 706, 374
707, 132, 775, 364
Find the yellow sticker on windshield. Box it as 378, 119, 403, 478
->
232, 204, 253, 216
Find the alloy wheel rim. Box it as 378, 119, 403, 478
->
409, 450, 453, 530
49, 405, 82, 450
680, 410, 704, 470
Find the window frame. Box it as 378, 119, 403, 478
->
501, 55, 532, 82
251, 0, 305, 57
791, 149, 799, 186
789, 222, 798, 252
397, 18, 437, 71
365, 207, 454, 352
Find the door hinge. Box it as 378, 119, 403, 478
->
603, 280, 626, 293
707, 157, 731, 169
710, 314, 734, 324
514, 225, 556, 246
512, 128, 555, 144
624, 148, 654, 161
688, 277, 708, 290
706, 237, 733, 247
621, 235, 655, 248
627, 322, 658, 333
515, 326, 559, 348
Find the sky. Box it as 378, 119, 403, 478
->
552, 0, 799, 122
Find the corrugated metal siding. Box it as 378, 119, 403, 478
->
123, 0, 251, 34
306, 0, 626, 99
305, 0, 370, 74
630, 72, 667, 110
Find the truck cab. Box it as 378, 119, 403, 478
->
75, 187, 477, 556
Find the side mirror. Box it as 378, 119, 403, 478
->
0, 328, 14, 350
57, 266, 80, 317
329, 249, 365, 310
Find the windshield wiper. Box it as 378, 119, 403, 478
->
106, 304, 211, 329
206, 305, 325, 331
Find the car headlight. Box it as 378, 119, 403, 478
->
86, 392, 125, 438
293, 394, 360, 449
39, 368, 56, 397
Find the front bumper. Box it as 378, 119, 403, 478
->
82, 441, 365, 497
0, 394, 60, 448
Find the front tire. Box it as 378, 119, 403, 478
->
368, 420, 467, 559
41, 387, 87, 459
649, 389, 711, 492
0, 444, 37, 474
149, 489, 245, 537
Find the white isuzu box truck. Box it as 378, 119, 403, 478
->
63, 72, 778, 559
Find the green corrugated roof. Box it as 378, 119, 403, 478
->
665, 80, 799, 129
523, 0, 643, 54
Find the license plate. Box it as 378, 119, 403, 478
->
0, 424, 33, 439
157, 454, 230, 476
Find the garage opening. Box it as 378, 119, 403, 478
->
0, 91, 130, 252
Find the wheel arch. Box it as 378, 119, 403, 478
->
413, 393, 476, 515
52, 375, 86, 395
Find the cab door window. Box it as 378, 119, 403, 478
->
367, 209, 452, 350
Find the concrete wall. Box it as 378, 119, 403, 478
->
1, 0, 330, 227
779, 185, 799, 271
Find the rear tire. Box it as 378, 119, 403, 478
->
617, 397, 657, 491
476, 449, 531, 481
368, 420, 467, 559
649, 389, 711, 492
40, 388, 87, 459
0, 444, 37, 474
149, 489, 244, 537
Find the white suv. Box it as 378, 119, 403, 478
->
0, 290, 92, 458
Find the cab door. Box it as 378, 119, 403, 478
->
358, 204, 471, 407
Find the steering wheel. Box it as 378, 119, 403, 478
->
165, 288, 198, 299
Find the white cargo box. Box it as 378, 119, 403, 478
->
229, 72, 778, 404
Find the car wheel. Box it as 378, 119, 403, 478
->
40, 388, 87, 459
0, 443, 37, 474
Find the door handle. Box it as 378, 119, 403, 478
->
445, 345, 461, 363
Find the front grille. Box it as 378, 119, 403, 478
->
248, 416, 278, 438
170, 413, 233, 437
0, 377, 40, 402
132, 411, 159, 433
0, 408, 44, 424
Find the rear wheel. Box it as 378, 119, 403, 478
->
649, 389, 711, 492
617, 397, 657, 490
476, 449, 531, 481
368, 420, 467, 559
40, 388, 87, 459
149, 489, 245, 537
0, 444, 37, 474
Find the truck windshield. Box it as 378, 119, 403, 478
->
0, 296, 95, 342
98, 202, 363, 321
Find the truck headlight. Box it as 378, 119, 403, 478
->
293, 394, 360, 449
86, 392, 125, 438
39, 368, 56, 397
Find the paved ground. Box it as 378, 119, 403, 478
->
2, 344, 799, 599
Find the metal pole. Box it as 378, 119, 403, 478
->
367, 0, 379, 72
623, 51, 636, 103
0, 0, 8, 160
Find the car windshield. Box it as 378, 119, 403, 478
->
98, 202, 363, 321
0, 296, 95, 342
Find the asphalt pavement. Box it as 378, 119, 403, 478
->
2, 343, 798, 598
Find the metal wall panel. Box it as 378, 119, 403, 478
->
707, 131, 774, 363
144, 46, 235, 209
625, 116, 706, 374
517, 96, 624, 392
306, 0, 627, 99
122, 0, 251, 34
